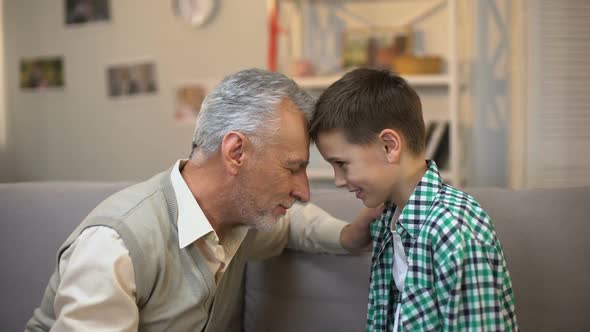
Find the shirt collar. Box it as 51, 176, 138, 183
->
170, 159, 215, 248
394, 160, 444, 239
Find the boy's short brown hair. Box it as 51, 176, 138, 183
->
310, 68, 426, 155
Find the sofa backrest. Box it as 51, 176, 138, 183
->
2, 182, 589, 331
0, 182, 130, 332
468, 187, 590, 331
244, 189, 369, 332
244, 186, 590, 332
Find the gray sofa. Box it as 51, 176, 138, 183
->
1, 182, 589, 331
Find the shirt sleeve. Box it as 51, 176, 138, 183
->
247, 203, 349, 260
433, 241, 518, 331
52, 226, 139, 332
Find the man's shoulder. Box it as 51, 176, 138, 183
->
88, 171, 169, 222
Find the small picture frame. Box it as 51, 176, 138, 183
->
65, 0, 111, 25
341, 26, 413, 69
20, 56, 65, 90
175, 84, 207, 124
106, 62, 158, 98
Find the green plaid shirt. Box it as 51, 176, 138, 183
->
367, 161, 518, 331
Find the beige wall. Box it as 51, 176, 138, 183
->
3, 0, 267, 181
2, 0, 515, 186
0, 1, 8, 182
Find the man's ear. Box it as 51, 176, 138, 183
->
379, 129, 402, 163
220, 131, 248, 176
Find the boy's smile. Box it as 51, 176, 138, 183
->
316, 129, 397, 208
351, 188, 364, 199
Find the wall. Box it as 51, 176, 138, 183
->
0, 1, 9, 182
3, 0, 267, 181
466, 0, 512, 187
2, 0, 513, 187
508, 0, 526, 188
518, 0, 590, 188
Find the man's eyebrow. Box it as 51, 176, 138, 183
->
287, 159, 309, 168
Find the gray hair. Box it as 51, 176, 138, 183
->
191, 68, 314, 157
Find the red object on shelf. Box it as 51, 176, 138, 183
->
267, 0, 279, 72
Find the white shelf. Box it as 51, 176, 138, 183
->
279, 0, 461, 186
283, 0, 433, 3
293, 73, 450, 90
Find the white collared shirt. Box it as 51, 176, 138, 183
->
171, 159, 248, 282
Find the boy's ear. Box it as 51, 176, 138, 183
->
220, 131, 249, 175
378, 129, 402, 163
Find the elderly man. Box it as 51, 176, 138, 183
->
26, 69, 373, 331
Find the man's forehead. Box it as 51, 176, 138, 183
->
264, 132, 309, 161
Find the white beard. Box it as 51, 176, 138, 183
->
230, 177, 276, 232
251, 215, 275, 232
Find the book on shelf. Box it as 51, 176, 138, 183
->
424, 120, 449, 170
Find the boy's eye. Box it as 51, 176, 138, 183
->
334, 161, 346, 168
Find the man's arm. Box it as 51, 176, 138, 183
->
52, 227, 139, 331
247, 203, 379, 260
339, 204, 383, 253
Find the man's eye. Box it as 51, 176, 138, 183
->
334, 161, 345, 167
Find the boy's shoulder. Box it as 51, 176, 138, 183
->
433, 184, 486, 217
425, 183, 498, 247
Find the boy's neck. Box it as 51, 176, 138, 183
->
390, 158, 428, 211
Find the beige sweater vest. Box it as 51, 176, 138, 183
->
27, 170, 255, 331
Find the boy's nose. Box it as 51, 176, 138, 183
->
334, 171, 346, 188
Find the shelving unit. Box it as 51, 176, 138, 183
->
269, 0, 460, 185
307, 166, 451, 181
293, 73, 450, 89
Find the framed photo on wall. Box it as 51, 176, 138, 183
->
20, 56, 64, 90
174, 84, 207, 124
65, 0, 110, 25
106, 62, 158, 98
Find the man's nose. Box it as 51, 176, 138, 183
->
292, 171, 310, 203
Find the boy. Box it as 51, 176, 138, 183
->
310, 68, 518, 331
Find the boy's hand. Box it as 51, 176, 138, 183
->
340, 204, 384, 253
